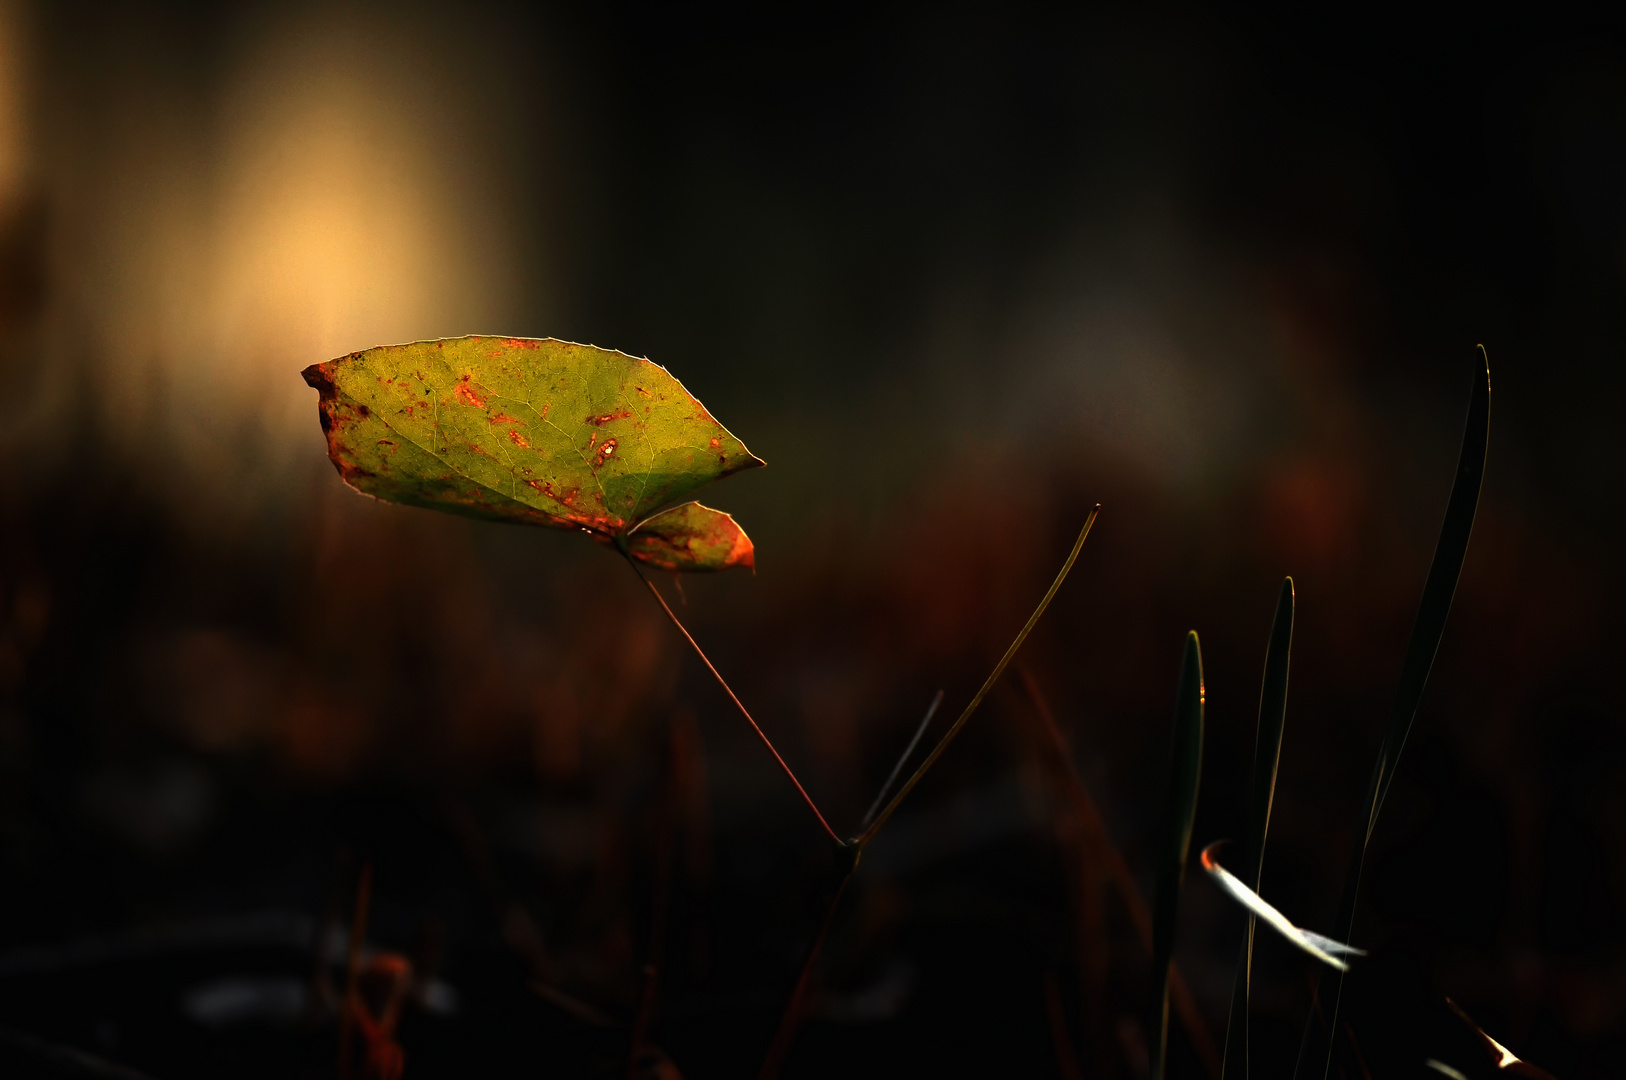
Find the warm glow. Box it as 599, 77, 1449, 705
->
55, 7, 533, 507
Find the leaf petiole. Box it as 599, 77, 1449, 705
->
627, 555, 844, 847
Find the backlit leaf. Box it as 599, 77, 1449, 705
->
625, 501, 754, 573
303, 336, 764, 570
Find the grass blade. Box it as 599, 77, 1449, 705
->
859, 690, 945, 832
1018, 669, 1220, 1079
1300, 348, 1491, 1080
1445, 998, 1558, 1079
855, 506, 1099, 847
1201, 844, 1362, 971
1222, 577, 1294, 1080
1149, 632, 1205, 1080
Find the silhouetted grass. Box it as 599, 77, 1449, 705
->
1149, 632, 1205, 1080
1297, 349, 1491, 1080
1222, 577, 1293, 1080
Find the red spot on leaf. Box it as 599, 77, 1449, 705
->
508, 430, 532, 449
587, 409, 633, 426
527, 479, 579, 507
594, 438, 618, 468
488, 412, 520, 425
708, 437, 720, 449
455, 379, 486, 408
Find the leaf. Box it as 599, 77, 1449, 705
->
1149, 631, 1205, 1080
1201, 843, 1363, 972
626, 501, 755, 573
303, 336, 764, 570
1223, 576, 1295, 1080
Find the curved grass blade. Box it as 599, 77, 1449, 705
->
1299, 348, 1491, 1080
1222, 578, 1294, 1080
1202, 843, 1363, 972
1425, 1060, 1470, 1080
1150, 632, 1205, 1080
854, 505, 1099, 847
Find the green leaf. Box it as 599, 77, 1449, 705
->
625, 501, 755, 573
1223, 576, 1295, 1080
302, 336, 764, 570
1150, 631, 1205, 1080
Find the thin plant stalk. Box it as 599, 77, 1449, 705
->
1222, 577, 1294, 1080
1150, 632, 1205, 1080
1296, 351, 1490, 1080
859, 690, 945, 832
855, 505, 1100, 847
1018, 667, 1220, 1080
755, 870, 855, 1080
757, 511, 1100, 1080
631, 560, 842, 846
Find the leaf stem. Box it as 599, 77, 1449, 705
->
854, 505, 1099, 848
629, 559, 842, 847
756, 867, 855, 1080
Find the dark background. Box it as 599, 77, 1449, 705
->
0, 3, 1621, 1077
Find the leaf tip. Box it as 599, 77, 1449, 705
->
302, 362, 334, 393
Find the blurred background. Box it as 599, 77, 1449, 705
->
0, 2, 1621, 1077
